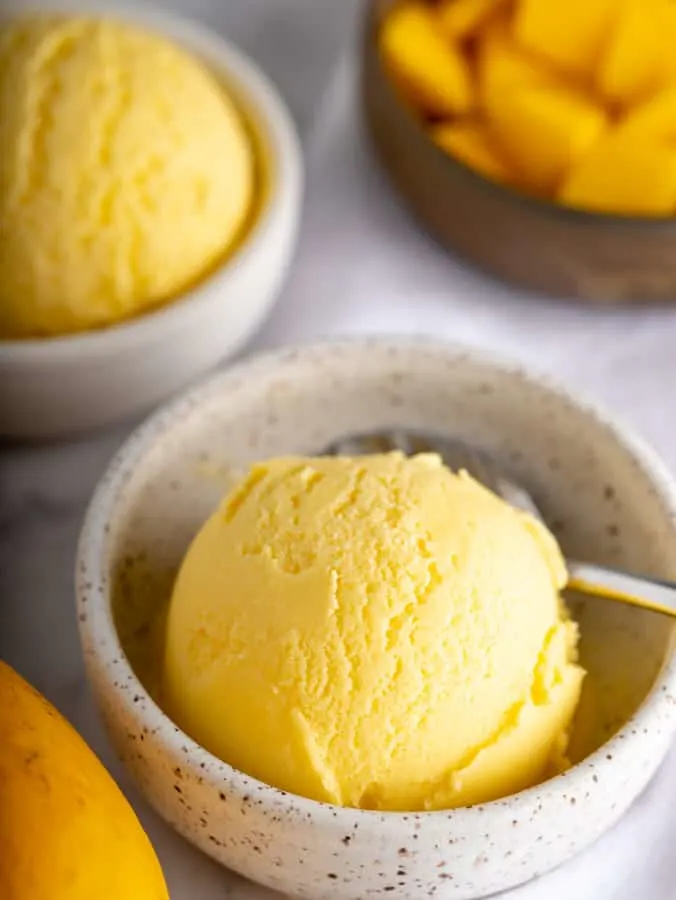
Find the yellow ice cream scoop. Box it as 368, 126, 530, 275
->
0, 14, 255, 339
163, 453, 584, 811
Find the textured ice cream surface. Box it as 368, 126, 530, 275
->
163, 453, 584, 811
0, 15, 254, 338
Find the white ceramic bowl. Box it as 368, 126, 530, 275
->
0, 0, 302, 440
77, 338, 676, 900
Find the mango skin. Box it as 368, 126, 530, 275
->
0, 661, 169, 900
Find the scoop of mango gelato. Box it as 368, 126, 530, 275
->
0, 15, 254, 338
163, 453, 584, 811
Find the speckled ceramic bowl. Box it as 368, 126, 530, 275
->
77, 338, 676, 900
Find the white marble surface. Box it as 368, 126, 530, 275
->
5, 1, 676, 898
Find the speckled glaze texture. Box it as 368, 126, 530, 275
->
77, 338, 676, 900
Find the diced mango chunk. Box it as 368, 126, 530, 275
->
439, 0, 509, 40
431, 120, 513, 182
379, 3, 474, 116
598, 0, 676, 105
621, 86, 676, 140
560, 130, 676, 216
514, 0, 618, 80
477, 16, 558, 107
486, 85, 607, 191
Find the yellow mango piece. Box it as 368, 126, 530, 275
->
431, 120, 513, 182
439, 0, 509, 40
487, 85, 607, 191
514, 0, 618, 79
0, 662, 169, 900
560, 130, 676, 216
621, 85, 676, 140
477, 16, 557, 106
598, 0, 676, 105
379, 2, 474, 116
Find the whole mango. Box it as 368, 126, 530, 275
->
0, 661, 169, 900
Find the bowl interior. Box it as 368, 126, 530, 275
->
105, 340, 676, 769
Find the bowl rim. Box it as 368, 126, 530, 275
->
0, 0, 302, 361
364, 0, 676, 230
77, 335, 676, 825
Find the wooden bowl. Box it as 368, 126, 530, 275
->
361, 0, 676, 304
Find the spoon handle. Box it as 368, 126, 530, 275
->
567, 561, 676, 618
